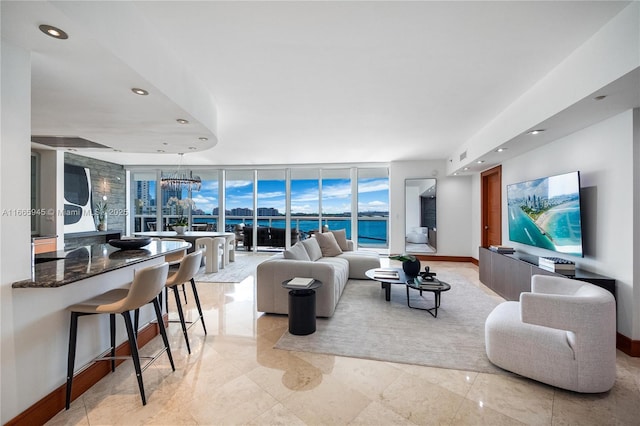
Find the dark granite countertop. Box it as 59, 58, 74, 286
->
13, 240, 191, 288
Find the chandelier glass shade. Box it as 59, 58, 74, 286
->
160, 153, 201, 192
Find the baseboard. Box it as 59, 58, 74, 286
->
6, 316, 166, 426
617, 333, 640, 357
415, 255, 476, 263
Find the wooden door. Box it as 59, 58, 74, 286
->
481, 165, 502, 247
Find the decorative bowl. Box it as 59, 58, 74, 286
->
108, 237, 152, 250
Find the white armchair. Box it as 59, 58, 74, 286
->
485, 274, 616, 393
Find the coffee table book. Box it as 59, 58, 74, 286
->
286, 277, 315, 288
373, 269, 400, 280
411, 277, 447, 290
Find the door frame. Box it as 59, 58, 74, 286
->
481, 165, 502, 248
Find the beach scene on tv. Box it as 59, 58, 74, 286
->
507, 172, 583, 257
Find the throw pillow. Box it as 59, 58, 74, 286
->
283, 242, 311, 261
301, 238, 323, 261
330, 229, 349, 251
315, 232, 343, 257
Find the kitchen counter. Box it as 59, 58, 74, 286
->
13, 240, 190, 288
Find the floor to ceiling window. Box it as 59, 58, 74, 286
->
191, 170, 219, 231
129, 165, 389, 251
225, 170, 255, 250
257, 170, 287, 249
290, 168, 320, 240
357, 168, 389, 248
321, 168, 352, 239
132, 171, 158, 232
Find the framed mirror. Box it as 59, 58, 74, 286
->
405, 178, 436, 254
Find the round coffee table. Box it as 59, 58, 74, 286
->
405, 278, 451, 318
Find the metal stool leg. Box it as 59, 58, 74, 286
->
153, 296, 175, 371
65, 312, 79, 410
110, 314, 116, 372
121, 310, 146, 405
172, 285, 191, 354
190, 278, 207, 335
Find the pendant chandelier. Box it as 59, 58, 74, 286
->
160, 153, 202, 192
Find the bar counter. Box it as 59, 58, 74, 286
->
13, 240, 190, 288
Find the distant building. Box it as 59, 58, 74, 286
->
257, 207, 280, 216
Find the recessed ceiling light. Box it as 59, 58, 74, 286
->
162, 142, 169, 145
527, 129, 545, 135
496, 148, 507, 153
477, 160, 485, 164
199, 137, 208, 141
131, 88, 149, 96
113, 149, 121, 152
594, 95, 607, 101
453, 172, 458, 176
188, 147, 197, 150
157, 149, 165, 153
39, 24, 68, 40
67, 148, 77, 152
463, 167, 470, 171
176, 119, 189, 124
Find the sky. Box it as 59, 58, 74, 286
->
149, 177, 389, 216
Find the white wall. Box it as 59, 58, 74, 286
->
0, 42, 162, 424
498, 110, 637, 338
389, 160, 473, 257
1, 41, 33, 424
448, 1, 640, 174
633, 108, 640, 341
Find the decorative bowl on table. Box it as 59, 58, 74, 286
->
108, 237, 152, 250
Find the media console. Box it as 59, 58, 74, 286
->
478, 247, 615, 301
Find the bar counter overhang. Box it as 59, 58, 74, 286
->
8, 240, 191, 419
13, 240, 190, 288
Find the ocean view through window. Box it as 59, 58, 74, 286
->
131, 166, 389, 249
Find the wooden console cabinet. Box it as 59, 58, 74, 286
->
479, 247, 616, 301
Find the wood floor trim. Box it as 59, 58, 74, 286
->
617, 333, 640, 357
6, 317, 166, 426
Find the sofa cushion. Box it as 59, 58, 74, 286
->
338, 250, 381, 279
315, 232, 343, 257
283, 242, 311, 261
302, 238, 323, 261
329, 229, 350, 251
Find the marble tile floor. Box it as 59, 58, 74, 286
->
47, 260, 640, 425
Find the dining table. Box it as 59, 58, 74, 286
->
133, 231, 236, 261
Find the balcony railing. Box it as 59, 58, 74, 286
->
133, 213, 388, 247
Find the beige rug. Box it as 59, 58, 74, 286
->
275, 270, 507, 374
195, 253, 270, 282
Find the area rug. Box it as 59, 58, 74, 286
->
275, 270, 506, 374
195, 253, 270, 282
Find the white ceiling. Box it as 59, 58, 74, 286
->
1, 1, 635, 170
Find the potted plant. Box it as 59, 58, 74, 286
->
389, 253, 421, 277
167, 197, 195, 234
173, 216, 189, 234
95, 200, 108, 231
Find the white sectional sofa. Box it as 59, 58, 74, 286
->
256, 230, 380, 317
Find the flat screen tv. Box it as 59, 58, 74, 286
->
507, 171, 583, 257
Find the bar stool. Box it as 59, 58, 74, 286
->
65, 262, 173, 409
151, 237, 188, 304
166, 250, 206, 354
195, 237, 225, 273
